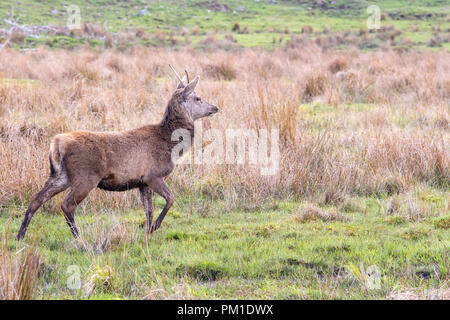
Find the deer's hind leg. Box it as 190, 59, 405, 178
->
61, 176, 100, 238
17, 171, 70, 240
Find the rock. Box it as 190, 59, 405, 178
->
138, 9, 148, 16
236, 6, 246, 12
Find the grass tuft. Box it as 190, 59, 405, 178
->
176, 261, 227, 282
293, 204, 350, 223
0, 232, 41, 300
434, 215, 450, 230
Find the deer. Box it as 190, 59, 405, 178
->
16, 67, 218, 241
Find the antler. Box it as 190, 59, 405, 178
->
169, 64, 183, 83
184, 70, 190, 84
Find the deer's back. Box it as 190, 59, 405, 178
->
51, 126, 174, 190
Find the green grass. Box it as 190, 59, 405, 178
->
1, 0, 449, 49
1, 190, 448, 299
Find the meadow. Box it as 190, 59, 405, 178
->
1, 0, 450, 50
0, 0, 449, 300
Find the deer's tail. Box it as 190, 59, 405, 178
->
49, 137, 62, 175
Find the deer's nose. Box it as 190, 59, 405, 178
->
211, 106, 219, 114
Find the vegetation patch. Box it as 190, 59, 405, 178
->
166, 231, 206, 241
0, 235, 42, 299
385, 216, 408, 225
400, 228, 430, 240
1, 0, 448, 49
84, 265, 116, 296
293, 204, 350, 223
255, 223, 280, 237
318, 243, 351, 254
203, 62, 237, 80
176, 261, 227, 282
433, 216, 450, 230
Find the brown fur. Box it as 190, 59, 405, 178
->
17, 78, 218, 240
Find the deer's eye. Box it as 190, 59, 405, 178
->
195, 97, 201, 102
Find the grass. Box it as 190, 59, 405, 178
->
0, 229, 41, 299
0, 0, 449, 49
0, 191, 448, 299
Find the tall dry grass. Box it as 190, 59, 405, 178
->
0, 230, 42, 299
0, 46, 448, 212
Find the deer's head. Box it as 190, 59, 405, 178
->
170, 67, 219, 121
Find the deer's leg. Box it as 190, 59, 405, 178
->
17, 174, 70, 240
139, 185, 153, 233
148, 178, 173, 233
61, 177, 99, 238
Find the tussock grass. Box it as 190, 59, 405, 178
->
434, 216, 450, 230
0, 231, 41, 299
142, 280, 194, 300
0, 46, 448, 211
203, 61, 237, 80
84, 264, 115, 297
293, 204, 350, 223
385, 187, 449, 222
74, 216, 138, 254
388, 287, 450, 300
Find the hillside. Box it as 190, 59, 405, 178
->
0, 0, 449, 49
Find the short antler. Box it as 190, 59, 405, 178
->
169, 64, 183, 83
184, 70, 190, 84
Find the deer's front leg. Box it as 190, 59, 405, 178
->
147, 178, 173, 233
139, 185, 153, 233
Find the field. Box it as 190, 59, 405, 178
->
0, 1, 449, 300
1, 0, 450, 49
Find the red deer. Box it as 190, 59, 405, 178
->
17, 68, 218, 240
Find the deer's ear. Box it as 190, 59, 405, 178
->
182, 76, 199, 97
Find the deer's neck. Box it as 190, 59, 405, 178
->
158, 104, 195, 148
